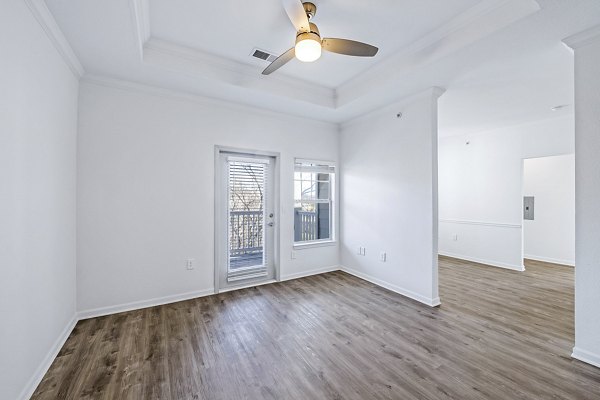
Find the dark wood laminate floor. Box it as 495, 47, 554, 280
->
32, 257, 600, 399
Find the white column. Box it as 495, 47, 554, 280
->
563, 25, 600, 369
339, 87, 444, 307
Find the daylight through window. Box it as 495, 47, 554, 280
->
294, 159, 335, 244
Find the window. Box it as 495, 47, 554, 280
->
294, 159, 335, 244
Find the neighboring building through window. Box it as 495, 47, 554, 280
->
294, 159, 335, 244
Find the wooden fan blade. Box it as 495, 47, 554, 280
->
281, 0, 310, 33
262, 48, 295, 75
322, 38, 379, 57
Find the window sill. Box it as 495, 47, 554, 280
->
293, 240, 337, 250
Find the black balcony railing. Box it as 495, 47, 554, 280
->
229, 210, 263, 270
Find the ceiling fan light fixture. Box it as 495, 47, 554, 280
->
295, 32, 322, 62
262, 0, 379, 75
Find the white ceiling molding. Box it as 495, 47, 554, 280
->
335, 0, 541, 107
143, 37, 336, 109
129, 0, 335, 108
130, 0, 151, 60
43, 0, 598, 129
24, 0, 84, 78
562, 24, 600, 49
129, 0, 538, 113
81, 74, 338, 128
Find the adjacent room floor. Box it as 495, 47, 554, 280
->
32, 257, 600, 399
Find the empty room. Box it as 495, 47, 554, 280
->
2, 0, 600, 399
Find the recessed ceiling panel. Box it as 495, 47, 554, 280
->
148, 0, 482, 87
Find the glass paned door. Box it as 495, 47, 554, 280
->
217, 152, 276, 290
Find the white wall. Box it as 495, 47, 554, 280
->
523, 154, 575, 266
438, 115, 574, 270
566, 27, 600, 369
0, 2, 79, 399
77, 80, 339, 315
339, 88, 443, 306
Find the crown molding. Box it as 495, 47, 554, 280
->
24, 0, 84, 78
130, 0, 150, 59
143, 37, 336, 109
335, 0, 540, 107
430, 86, 447, 100
562, 24, 600, 50
129, 0, 524, 112
81, 74, 339, 128
128, 0, 335, 109
125, 0, 540, 115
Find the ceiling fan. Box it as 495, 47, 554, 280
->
262, 0, 379, 75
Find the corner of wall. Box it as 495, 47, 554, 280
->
572, 347, 600, 369
17, 315, 78, 400
340, 266, 441, 308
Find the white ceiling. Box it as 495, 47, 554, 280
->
148, 0, 480, 87
44, 0, 600, 133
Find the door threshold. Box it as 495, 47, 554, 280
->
227, 270, 268, 282
219, 279, 277, 294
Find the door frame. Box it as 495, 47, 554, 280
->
214, 145, 281, 293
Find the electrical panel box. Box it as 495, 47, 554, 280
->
524, 196, 535, 220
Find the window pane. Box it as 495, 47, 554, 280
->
301, 172, 313, 181
294, 160, 335, 244
294, 179, 302, 201
301, 179, 316, 201
317, 181, 329, 200
317, 173, 330, 182
294, 202, 330, 242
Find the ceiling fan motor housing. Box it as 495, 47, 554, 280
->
296, 30, 320, 47
302, 2, 317, 19
297, 21, 320, 40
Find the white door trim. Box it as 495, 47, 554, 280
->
214, 146, 281, 293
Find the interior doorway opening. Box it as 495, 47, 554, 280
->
522, 154, 576, 267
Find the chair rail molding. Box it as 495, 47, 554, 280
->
439, 219, 522, 229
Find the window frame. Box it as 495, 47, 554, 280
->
293, 158, 336, 248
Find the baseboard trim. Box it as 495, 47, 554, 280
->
439, 252, 525, 272
22, 265, 355, 397
340, 265, 441, 307
281, 265, 341, 281
77, 288, 215, 320
18, 314, 78, 400
572, 347, 600, 369
77, 266, 345, 320
524, 254, 575, 267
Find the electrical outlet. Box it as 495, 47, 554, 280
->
380, 252, 387, 262
186, 259, 194, 270
361, 247, 366, 256
291, 251, 297, 260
